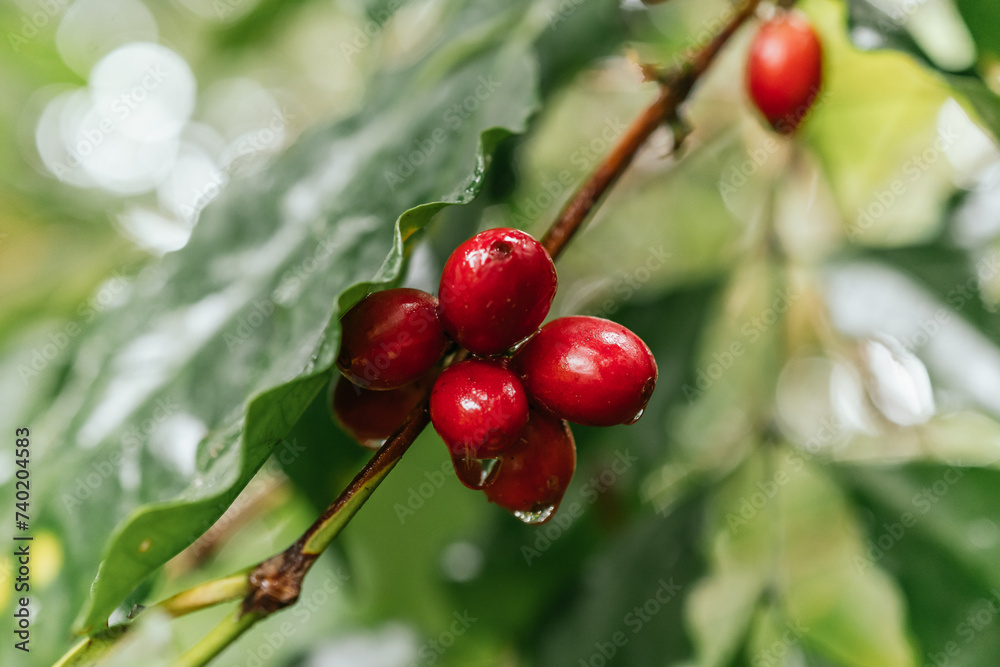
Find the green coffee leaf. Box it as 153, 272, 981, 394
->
9, 3, 541, 645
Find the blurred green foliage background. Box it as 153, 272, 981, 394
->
3, 0, 1000, 665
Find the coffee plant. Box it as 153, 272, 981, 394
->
3, 0, 1000, 665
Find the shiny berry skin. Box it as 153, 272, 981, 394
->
746, 13, 823, 134
331, 374, 430, 449
430, 359, 529, 459
513, 316, 657, 427
483, 410, 576, 520
337, 288, 449, 390
438, 228, 557, 355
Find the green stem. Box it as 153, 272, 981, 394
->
155, 570, 251, 617
240, 399, 432, 616
173, 610, 262, 667
301, 402, 431, 555
241, 0, 765, 623
52, 637, 102, 667
53, 3, 769, 664
49, 572, 252, 667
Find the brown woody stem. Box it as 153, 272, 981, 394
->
541, 0, 762, 259
242, 0, 762, 617
65, 3, 765, 665
241, 399, 432, 616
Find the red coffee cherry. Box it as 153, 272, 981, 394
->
746, 12, 823, 134
430, 359, 529, 459
513, 316, 657, 427
483, 410, 576, 524
337, 288, 449, 390
438, 228, 557, 355
330, 374, 430, 449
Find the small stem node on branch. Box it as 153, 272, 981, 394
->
541, 0, 762, 258
238, 1, 764, 613
53, 4, 766, 665
241, 549, 317, 616
239, 396, 434, 618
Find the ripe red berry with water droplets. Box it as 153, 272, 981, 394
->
430, 359, 529, 459
746, 12, 823, 134
331, 374, 431, 449
337, 288, 449, 390
483, 410, 576, 523
438, 228, 557, 355
513, 316, 657, 427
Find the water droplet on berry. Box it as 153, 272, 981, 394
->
625, 407, 645, 425
451, 455, 500, 490
513, 504, 556, 525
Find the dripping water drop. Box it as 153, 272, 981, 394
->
452, 455, 500, 490
513, 504, 556, 525
625, 407, 645, 425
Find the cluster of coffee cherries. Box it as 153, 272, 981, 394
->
330, 228, 657, 524
745, 10, 823, 134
